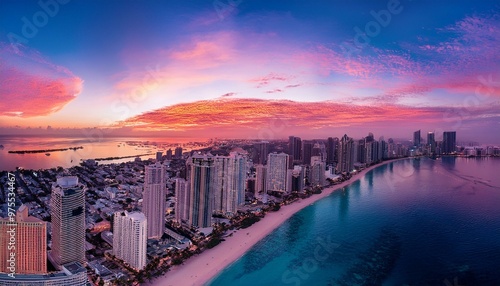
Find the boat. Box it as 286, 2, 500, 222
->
45, 153, 51, 156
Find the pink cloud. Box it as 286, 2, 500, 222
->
250, 72, 295, 88
0, 44, 83, 117
119, 98, 499, 132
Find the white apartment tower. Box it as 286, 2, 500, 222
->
113, 211, 147, 270
309, 156, 327, 187
213, 152, 247, 216
266, 152, 289, 193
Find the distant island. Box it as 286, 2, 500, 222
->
8, 146, 83, 154
91, 153, 153, 161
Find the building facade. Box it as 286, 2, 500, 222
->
266, 153, 289, 193
337, 134, 354, 174
174, 178, 190, 223
50, 176, 86, 268
213, 153, 247, 216
0, 205, 47, 274
188, 154, 215, 228
443, 131, 457, 154
113, 211, 147, 270
143, 163, 167, 238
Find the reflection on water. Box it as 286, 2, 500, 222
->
338, 188, 349, 222
210, 157, 500, 286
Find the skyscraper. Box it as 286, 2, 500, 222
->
413, 130, 421, 147
174, 178, 190, 223
255, 164, 267, 196
113, 211, 147, 270
188, 154, 215, 228
213, 152, 247, 216
326, 137, 339, 165
0, 205, 47, 274
50, 176, 86, 268
254, 141, 269, 164
288, 136, 302, 163
174, 147, 183, 159
266, 152, 289, 193
357, 139, 366, 164
290, 166, 305, 192
337, 134, 354, 173
166, 149, 173, 160
143, 163, 167, 238
442, 131, 457, 154
309, 156, 326, 187
156, 151, 163, 162
427, 132, 436, 153
301, 140, 314, 165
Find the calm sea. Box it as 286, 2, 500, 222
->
0, 135, 194, 171
209, 157, 500, 286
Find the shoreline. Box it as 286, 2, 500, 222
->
146, 158, 408, 286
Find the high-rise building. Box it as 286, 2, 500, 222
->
143, 163, 167, 238
188, 154, 215, 228
442, 131, 457, 154
255, 164, 267, 196
372, 140, 380, 162
427, 132, 436, 154
413, 130, 421, 147
314, 142, 327, 163
174, 178, 190, 223
326, 137, 339, 165
174, 147, 183, 159
357, 139, 366, 164
380, 139, 388, 160
254, 141, 269, 165
365, 141, 373, 165
309, 156, 326, 187
50, 176, 86, 268
166, 149, 173, 160
290, 166, 305, 192
156, 151, 163, 162
0, 205, 47, 274
301, 140, 314, 165
266, 152, 289, 193
337, 134, 354, 173
113, 211, 147, 270
213, 152, 247, 216
288, 136, 302, 163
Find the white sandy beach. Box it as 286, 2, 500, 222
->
146, 159, 403, 286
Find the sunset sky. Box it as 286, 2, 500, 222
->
1, 0, 499, 143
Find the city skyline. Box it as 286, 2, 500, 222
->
0, 0, 499, 144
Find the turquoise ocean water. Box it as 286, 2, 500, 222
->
209, 157, 500, 286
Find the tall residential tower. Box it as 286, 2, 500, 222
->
50, 176, 86, 268
113, 211, 147, 270
143, 163, 167, 238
